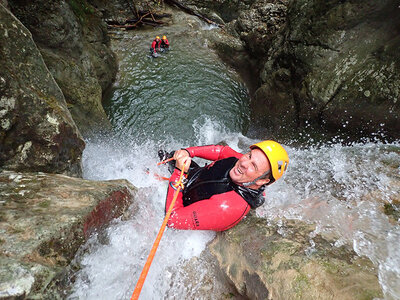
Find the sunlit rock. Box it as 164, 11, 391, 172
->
0, 170, 136, 299
209, 216, 383, 299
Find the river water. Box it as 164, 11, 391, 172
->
69, 10, 400, 300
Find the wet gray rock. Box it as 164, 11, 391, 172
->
0, 170, 136, 299
251, 0, 400, 139
8, 0, 118, 135
209, 216, 383, 299
236, 0, 288, 57
0, 4, 85, 176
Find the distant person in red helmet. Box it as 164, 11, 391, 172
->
160, 35, 169, 50
160, 140, 289, 231
150, 36, 161, 55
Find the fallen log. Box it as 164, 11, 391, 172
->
164, 0, 224, 28
106, 16, 164, 28
107, 19, 163, 29
107, 24, 137, 29
125, 0, 139, 19
105, 19, 125, 25
126, 17, 164, 25
106, 4, 170, 30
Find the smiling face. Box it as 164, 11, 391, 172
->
229, 148, 271, 189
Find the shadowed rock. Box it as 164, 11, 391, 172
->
0, 4, 85, 176
250, 0, 400, 140
7, 0, 118, 136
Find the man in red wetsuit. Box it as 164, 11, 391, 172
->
150, 36, 161, 55
164, 140, 289, 231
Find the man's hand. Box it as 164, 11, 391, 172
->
173, 149, 191, 173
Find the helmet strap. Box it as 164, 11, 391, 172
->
242, 170, 271, 188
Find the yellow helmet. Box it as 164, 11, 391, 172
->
250, 140, 289, 182
156, 36, 160, 39
162, 35, 167, 40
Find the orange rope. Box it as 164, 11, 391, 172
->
156, 157, 174, 166
130, 160, 188, 300
153, 173, 170, 181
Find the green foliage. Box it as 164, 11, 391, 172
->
67, 0, 95, 23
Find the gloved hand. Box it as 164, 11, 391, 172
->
173, 149, 191, 173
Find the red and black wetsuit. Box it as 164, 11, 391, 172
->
150, 39, 161, 53
161, 39, 169, 49
165, 145, 265, 231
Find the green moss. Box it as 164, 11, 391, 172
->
384, 202, 400, 221
278, 258, 301, 271
293, 272, 310, 298
67, 0, 95, 24
38, 200, 51, 208
260, 240, 297, 260
7, 226, 24, 234
321, 259, 341, 275
260, 260, 275, 279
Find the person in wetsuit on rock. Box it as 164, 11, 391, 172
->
162, 140, 289, 231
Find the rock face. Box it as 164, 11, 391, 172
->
0, 171, 136, 299
8, 0, 118, 135
187, 0, 400, 140
209, 216, 383, 299
233, 0, 288, 58
252, 0, 400, 139
0, 4, 85, 176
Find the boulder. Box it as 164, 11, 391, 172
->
0, 4, 85, 176
0, 170, 136, 299
8, 0, 118, 135
209, 216, 383, 299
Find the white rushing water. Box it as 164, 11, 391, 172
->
69, 119, 400, 299
69, 119, 248, 299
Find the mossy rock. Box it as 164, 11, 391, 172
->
209, 216, 383, 299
